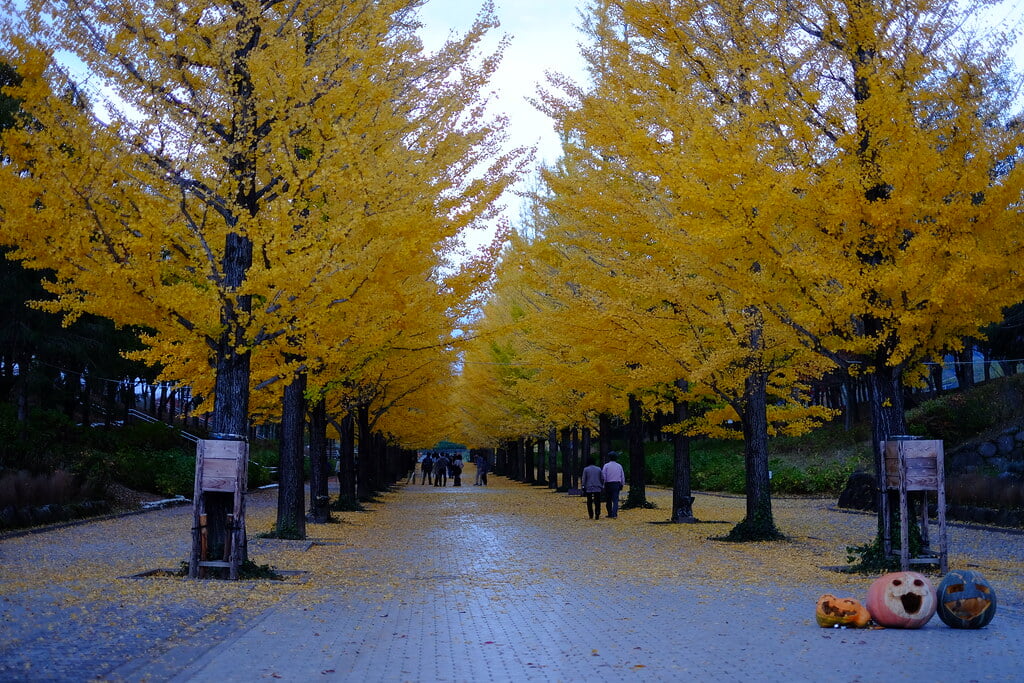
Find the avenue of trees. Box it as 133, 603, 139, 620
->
1, 0, 1023, 567
452, 0, 1024, 542
0, 0, 526, 559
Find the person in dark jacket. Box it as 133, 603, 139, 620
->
421, 452, 434, 486
474, 453, 489, 486
581, 457, 604, 519
433, 453, 449, 487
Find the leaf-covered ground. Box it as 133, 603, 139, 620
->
1, 470, 1021, 679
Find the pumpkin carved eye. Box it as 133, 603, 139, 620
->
945, 583, 965, 594
892, 579, 903, 586
976, 584, 990, 594
913, 579, 924, 587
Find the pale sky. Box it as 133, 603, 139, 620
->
417, 0, 588, 168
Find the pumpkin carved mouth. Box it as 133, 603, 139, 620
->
900, 592, 923, 614
944, 597, 991, 621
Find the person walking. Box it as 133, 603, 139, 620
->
473, 453, 483, 485
601, 452, 626, 518
452, 454, 464, 487
421, 452, 434, 486
475, 452, 489, 486
581, 457, 604, 520
433, 453, 449, 487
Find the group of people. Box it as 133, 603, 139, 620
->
580, 452, 626, 520
411, 452, 490, 487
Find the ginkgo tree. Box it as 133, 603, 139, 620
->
536, 0, 1023, 546
526, 136, 835, 535
0, 0, 524, 570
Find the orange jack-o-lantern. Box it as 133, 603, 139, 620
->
937, 570, 997, 629
815, 594, 871, 628
866, 571, 937, 628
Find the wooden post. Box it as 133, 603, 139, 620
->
189, 438, 248, 579
882, 438, 947, 574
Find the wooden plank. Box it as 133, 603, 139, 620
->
201, 457, 238, 492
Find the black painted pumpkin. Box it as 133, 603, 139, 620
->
937, 569, 997, 629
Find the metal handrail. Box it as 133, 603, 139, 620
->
127, 408, 199, 443
126, 409, 276, 474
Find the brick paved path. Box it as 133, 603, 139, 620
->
1, 473, 1022, 682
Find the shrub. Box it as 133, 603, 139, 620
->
646, 447, 674, 486
0, 405, 86, 473
0, 469, 101, 508
907, 394, 993, 442
248, 441, 279, 489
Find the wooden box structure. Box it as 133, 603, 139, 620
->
881, 438, 948, 573
189, 439, 248, 579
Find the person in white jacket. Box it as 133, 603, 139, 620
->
601, 452, 626, 518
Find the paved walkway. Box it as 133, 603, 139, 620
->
1, 473, 1022, 682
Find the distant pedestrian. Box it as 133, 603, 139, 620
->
422, 452, 435, 486
433, 453, 449, 487
452, 455, 464, 487
581, 457, 604, 520
407, 453, 421, 484
602, 452, 626, 518
475, 453, 489, 486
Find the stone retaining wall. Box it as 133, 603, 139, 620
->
838, 428, 1024, 528
947, 427, 1024, 479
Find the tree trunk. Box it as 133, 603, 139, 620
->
489, 444, 501, 475
80, 373, 90, 429
929, 362, 944, 398
868, 363, 911, 556
547, 427, 558, 490
570, 427, 580, 489
535, 436, 547, 486
336, 413, 357, 506
308, 396, 331, 524
506, 439, 519, 480
157, 382, 168, 421
724, 367, 782, 540
559, 426, 571, 491
275, 373, 306, 539
104, 379, 117, 428
524, 437, 535, 483
195, 230, 254, 573
955, 343, 975, 390
356, 404, 374, 501
599, 413, 612, 463
581, 426, 592, 473
384, 439, 400, 487
624, 394, 647, 508
671, 381, 696, 523
374, 432, 388, 491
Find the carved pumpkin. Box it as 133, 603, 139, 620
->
937, 570, 997, 629
866, 571, 937, 628
815, 594, 871, 628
